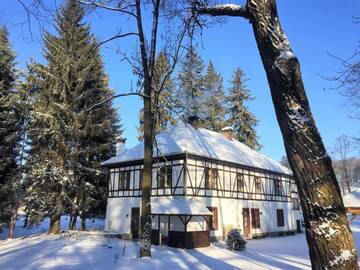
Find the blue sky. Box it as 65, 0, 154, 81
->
1, 0, 359, 162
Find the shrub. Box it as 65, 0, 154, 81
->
226, 229, 247, 251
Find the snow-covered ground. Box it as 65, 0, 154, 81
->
0, 216, 359, 270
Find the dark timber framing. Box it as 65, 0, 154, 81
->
105, 153, 296, 202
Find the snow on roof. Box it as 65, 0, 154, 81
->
151, 197, 212, 215
102, 123, 292, 175
343, 186, 360, 208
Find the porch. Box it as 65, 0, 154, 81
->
149, 197, 213, 248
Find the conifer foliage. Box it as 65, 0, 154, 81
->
227, 68, 260, 150
25, 0, 120, 233
137, 52, 176, 140
177, 46, 205, 119
0, 26, 22, 238
202, 61, 226, 132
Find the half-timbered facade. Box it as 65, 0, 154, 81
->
102, 123, 303, 248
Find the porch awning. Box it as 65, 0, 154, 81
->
151, 197, 213, 216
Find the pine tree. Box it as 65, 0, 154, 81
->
137, 52, 176, 140
0, 26, 22, 238
177, 46, 205, 119
26, 0, 120, 233
227, 68, 260, 150
202, 61, 226, 131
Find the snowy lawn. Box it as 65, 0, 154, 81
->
1, 217, 360, 270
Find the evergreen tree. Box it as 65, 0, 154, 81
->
177, 46, 205, 119
26, 0, 120, 233
202, 61, 226, 131
227, 68, 260, 150
137, 52, 176, 140
0, 26, 22, 238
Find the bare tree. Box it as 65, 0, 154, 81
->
332, 135, 354, 194
193, 1, 358, 269
77, 0, 193, 257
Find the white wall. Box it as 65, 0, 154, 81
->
106, 157, 303, 238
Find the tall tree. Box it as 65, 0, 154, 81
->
227, 68, 260, 149
195, 1, 358, 269
76, 0, 193, 257
137, 52, 176, 140
0, 26, 22, 239
177, 45, 205, 119
26, 0, 120, 234
332, 135, 353, 194
202, 61, 226, 131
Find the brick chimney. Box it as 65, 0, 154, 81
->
116, 136, 127, 156
187, 115, 200, 129
221, 126, 234, 140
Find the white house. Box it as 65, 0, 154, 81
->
102, 121, 303, 248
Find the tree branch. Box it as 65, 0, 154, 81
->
78, 0, 137, 18
87, 92, 148, 111
193, 3, 249, 19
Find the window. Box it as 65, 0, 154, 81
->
274, 180, 282, 196
237, 174, 245, 192
118, 171, 130, 190
254, 178, 262, 193
205, 168, 218, 189
277, 209, 284, 227
292, 198, 300, 210
207, 207, 218, 230
157, 166, 172, 188
251, 208, 261, 229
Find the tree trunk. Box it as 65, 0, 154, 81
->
80, 215, 87, 231
8, 203, 19, 239
7, 210, 17, 239
135, 0, 157, 258
195, 0, 358, 268
69, 214, 77, 230
48, 214, 61, 234
23, 214, 28, 228
139, 88, 153, 258
245, 0, 358, 268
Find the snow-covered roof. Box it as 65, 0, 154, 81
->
151, 197, 212, 215
343, 186, 360, 208
102, 123, 292, 175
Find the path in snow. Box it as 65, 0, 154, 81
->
0, 216, 359, 270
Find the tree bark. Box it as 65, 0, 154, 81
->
23, 214, 28, 228
7, 208, 17, 239
80, 214, 86, 231
135, 0, 160, 258
195, 0, 358, 269
246, 1, 358, 268
68, 214, 77, 230
48, 214, 61, 234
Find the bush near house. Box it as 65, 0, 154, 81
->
226, 229, 247, 251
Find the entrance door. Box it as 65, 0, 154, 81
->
242, 208, 251, 238
131, 208, 140, 239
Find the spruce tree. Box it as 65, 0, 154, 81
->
26, 0, 120, 233
227, 68, 260, 150
137, 52, 176, 140
0, 26, 22, 238
177, 46, 205, 119
202, 61, 226, 131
